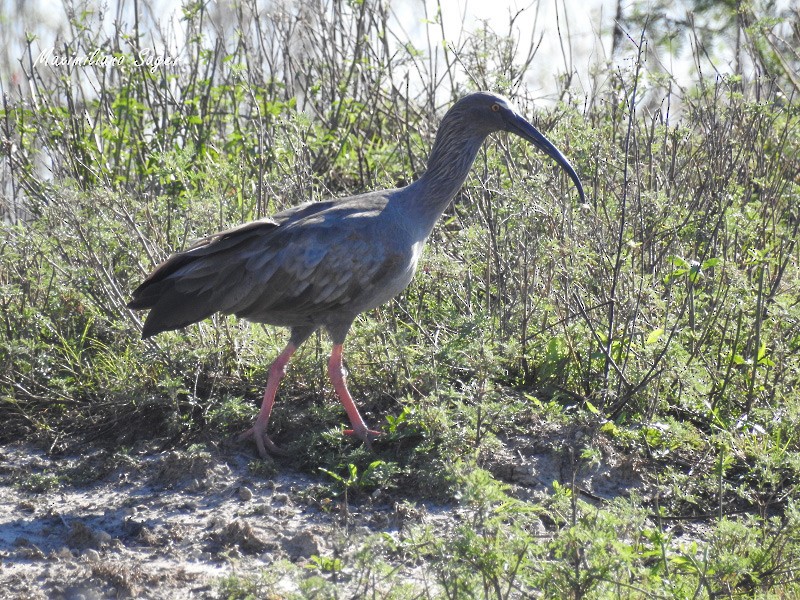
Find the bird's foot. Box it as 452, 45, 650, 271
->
237, 425, 289, 458
343, 427, 382, 449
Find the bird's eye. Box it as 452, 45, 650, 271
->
491, 103, 501, 112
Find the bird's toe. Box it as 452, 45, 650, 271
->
343, 427, 382, 448
238, 425, 287, 458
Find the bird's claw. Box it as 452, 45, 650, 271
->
343, 427, 382, 449
237, 426, 289, 458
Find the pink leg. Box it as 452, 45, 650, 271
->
328, 344, 381, 446
238, 343, 296, 457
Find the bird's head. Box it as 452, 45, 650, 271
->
452, 91, 585, 203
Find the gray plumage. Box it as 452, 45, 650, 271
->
128, 91, 585, 456
129, 193, 418, 342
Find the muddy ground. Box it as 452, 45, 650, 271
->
0, 433, 646, 599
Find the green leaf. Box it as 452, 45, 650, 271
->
645, 328, 664, 346
668, 255, 689, 268
730, 353, 745, 365
757, 342, 775, 366
584, 400, 600, 415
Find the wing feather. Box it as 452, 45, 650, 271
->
129, 193, 411, 337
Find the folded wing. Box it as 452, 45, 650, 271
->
128, 203, 403, 338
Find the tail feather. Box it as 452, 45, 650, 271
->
138, 289, 216, 338
128, 218, 280, 338
128, 247, 223, 338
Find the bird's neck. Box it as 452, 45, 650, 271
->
405, 127, 489, 236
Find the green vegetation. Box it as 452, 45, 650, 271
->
2, 0, 799, 596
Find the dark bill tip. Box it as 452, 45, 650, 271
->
508, 114, 585, 204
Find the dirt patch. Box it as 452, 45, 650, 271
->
0, 434, 646, 598
0, 443, 350, 598
0, 441, 448, 598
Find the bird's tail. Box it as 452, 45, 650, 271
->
128, 218, 279, 338
127, 251, 217, 338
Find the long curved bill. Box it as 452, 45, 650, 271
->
508, 113, 586, 203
